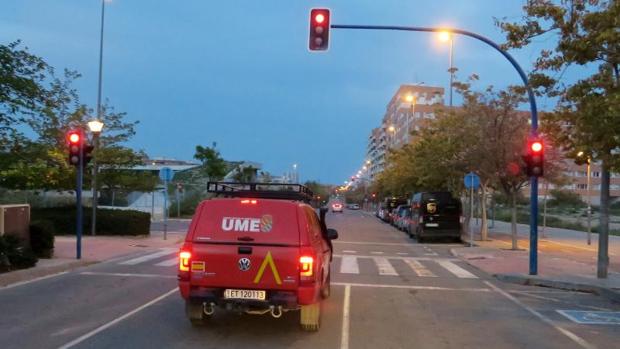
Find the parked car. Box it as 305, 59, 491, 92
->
408, 191, 462, 242
178, 182, 338, 331
349, 203, 360, 210
381, 198, 407, 223
397, 206, 412, 232
392, 205, 408, 229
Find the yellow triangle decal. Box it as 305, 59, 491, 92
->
253, 251, 282, 285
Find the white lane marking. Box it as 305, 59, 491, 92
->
373, 257, 398, 276
0, 271, 68, 290
403, 258, 437, 277
333, 282, 490, 292
396, 252, 408, 255
58, 288, 178, 349
436, 260, 478, 278
370, 251, 384, 255
340, 256, 360, 274
80, 272, 176, 279
155, 257, 179, 267
340, 285, 351, 349
484, 281, 596, 349
333, 254, 459, 261
342, 250, 357, 254
119, 248, 176, 265
334, 241, 416, 247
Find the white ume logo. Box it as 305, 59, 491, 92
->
221, 215, 273, 233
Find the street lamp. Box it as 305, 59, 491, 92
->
438, 31, 455, 107
577, 151, 593, 245
88, 119, 104, 236
404, 94, 416, 143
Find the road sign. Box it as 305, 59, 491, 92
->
159, 167, 174, 182
464, 172, 480, 189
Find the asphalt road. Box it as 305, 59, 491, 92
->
1, 210, 619, 349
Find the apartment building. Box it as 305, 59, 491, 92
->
366, 84, 445, 179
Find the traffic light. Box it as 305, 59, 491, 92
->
83, 144, 94, 165
309, 8, 330, 51
67, 130, 82, 166
524, 138, 544, 177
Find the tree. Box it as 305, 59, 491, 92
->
194, 144, 227, 180
0, 41, 48, 147
498, 0, 620, 276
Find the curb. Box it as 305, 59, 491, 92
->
494, 273, 620, 303
0, 259, 94, 288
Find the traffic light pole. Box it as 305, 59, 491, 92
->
330, 24, 540, 274
76, 138, 84, 259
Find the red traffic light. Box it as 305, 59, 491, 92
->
68, 131, 81, 144
309, 8, 330, 51
531, 141, 543, 153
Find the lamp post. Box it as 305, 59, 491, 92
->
88, 120, 104, 236
439, 31, 454, 107
578, 151, 593, 245
405, 94, 416, 143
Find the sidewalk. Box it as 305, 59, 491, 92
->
453, 222, 620, 302
0, 233, 184, 288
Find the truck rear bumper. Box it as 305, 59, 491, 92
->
179, 283, 320, 310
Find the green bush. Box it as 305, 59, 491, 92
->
548, 189, 585, 208
30, 220, 56, 258
31, 207, 150, 236
0, 235, 38, 272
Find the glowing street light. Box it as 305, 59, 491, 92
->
438, 31, 455, 107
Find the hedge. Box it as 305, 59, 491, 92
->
0, 235, 38, 272
30, 220, 55, 258
31, 207, 151, 236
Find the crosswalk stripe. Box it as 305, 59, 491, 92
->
373, 257, 398, 276
119, 249, 176, 265
155, 257, 179, 267
403, 258, 437, 277
340, 255, 360, 274
436, 260, 478, 278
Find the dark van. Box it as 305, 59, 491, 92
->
408, 192, 462, 242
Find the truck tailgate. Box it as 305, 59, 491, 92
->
190, 243, 299, 291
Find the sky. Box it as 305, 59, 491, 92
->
0, 0, 564, 184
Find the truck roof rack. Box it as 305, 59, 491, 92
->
207, 182, 314, 202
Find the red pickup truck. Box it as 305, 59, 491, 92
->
178, 183, 338, 331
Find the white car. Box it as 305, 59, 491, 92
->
331, 202, 344, 213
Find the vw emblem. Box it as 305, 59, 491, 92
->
238, 258, 251, 271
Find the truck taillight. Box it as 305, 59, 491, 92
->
179, 251, 191, 272
299, 256, 314, 277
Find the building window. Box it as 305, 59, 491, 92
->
592, 171, 600, 177
576, 184, 587, 190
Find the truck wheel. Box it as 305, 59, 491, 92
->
416, 229, 424, 243
320, 274, 331, 299
300, 302, 321, 331
186, 300, 207, 326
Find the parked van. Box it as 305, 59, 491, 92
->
408, 192, 462, 242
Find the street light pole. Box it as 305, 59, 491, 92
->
586, 158, 592, 245
92, 0, 106, 237
448, 36, 454, 107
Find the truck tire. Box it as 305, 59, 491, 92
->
320, 274, 331, 299
186, 300, 207, 326
300, 302, 321, 331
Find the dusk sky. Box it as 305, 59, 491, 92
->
1, 1, 565, 183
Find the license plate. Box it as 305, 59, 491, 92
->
223, 289, 266, 300
425, 223, 439, 227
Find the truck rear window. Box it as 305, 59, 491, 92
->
191, 199, 300, 245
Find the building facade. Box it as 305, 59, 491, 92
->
367, 84, 445, 179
